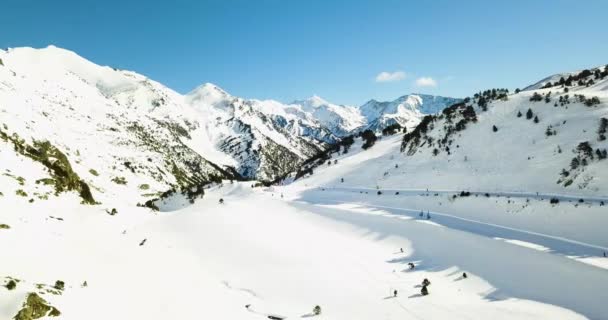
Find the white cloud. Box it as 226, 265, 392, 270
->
415, 77, 437, 87
375, 71, 406, 83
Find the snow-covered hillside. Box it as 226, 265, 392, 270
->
394, 66, 608, 196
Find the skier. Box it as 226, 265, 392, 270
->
462, 272, 468, 279
393, 289, 398, 297
426, 211, 431, 220
421, 285, 429, 296
400, 248, 404, 253
604, 252, 607, 258
280, 193, 284, 199
422, 278, 431, 286
419, 211, 423, 218
219, 198, 224, 204
341, 178, 344, 183
408, 262, 415, 270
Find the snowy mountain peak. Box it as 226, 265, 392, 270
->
186, 82, 232, 107
292, 95, 332, 110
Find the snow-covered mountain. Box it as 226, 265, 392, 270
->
291, 95, 366, 137
0, 46, 343, 207
359, 94, 462, 132
0, 45, 461, 207
291, 93, 461, 136
183, 83, 339, 181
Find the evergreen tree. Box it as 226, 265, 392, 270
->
530, 92, 543, 102
492, 125, 498, 132
526, 108, 533, 120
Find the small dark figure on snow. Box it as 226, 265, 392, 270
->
400, 248, 404, 253
462, 272, 468, 279
139, 238, 147, 246
393, 289, 398, 297
219, 198, 224, 204
421, 285, 429, 296
422, 278, 431, 286
604, 252, 607, 257
341, 178, 344, 183
408, 262, 415, 270
419, 211, 423, 218
426, 212, 431, 220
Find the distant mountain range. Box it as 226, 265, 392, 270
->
0, 46, 459, 198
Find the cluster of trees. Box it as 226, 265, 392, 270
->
401, 115, 435, 154
583, 96, 601, 107
520, 108, 539, 123
545, 125, 557, 137
382, 123, 404, 136
529, 90, 555, 104
530, 92, 544, 102
569, 141, 606, 172
541, 66, 608, 89
473, 88, 509, 111
361, 129, 377, 150
556, 95, 572, 107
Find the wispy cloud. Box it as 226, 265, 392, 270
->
375, 71, 406, 83
415, 77, 437, 87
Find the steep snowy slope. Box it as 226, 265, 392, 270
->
0, 46, 241, 209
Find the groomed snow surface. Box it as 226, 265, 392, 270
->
2, 136, 608, 320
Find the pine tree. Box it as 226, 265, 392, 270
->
517, 111, 522, 118
534, 116, 539, 123
526, 108, 533, 120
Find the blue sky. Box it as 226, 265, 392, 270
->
2, 0, 607, 105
